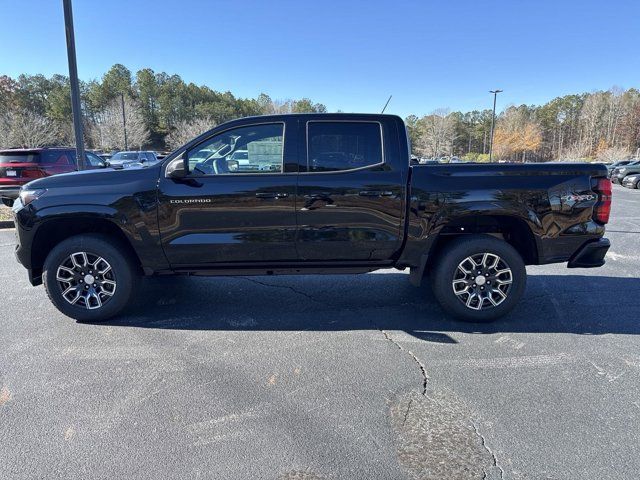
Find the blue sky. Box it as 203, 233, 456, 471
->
1, 0, 639, 117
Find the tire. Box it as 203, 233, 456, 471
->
43, 234, 138, 322
430, 234, 526, 322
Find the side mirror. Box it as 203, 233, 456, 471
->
166, 154, 187, 179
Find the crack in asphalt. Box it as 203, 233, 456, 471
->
237, 277, 323, 303
472, 420, 505, 480
402, 397, 413, 426
230, 276, 505, 479
379, 328, 429, 395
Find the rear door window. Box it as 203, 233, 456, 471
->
40, 151, 75, 165
307, 122, 383, 172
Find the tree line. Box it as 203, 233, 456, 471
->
407, 87, 640, 162
0, 64, 326, 151
1, 64, 638, 161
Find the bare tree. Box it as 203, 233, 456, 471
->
264, 99, 293, 115
91, 96, 149, 151
0, 113, 11, 148
165, 117, 216, 150
596, 145, 630, 163
579, 92, 606, 154
605, 86, 625, 145
560, 143, 590, 161
0, 109, 59, 148
419, 109, 456, 158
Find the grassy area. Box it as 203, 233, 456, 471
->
0, 206, 13, 222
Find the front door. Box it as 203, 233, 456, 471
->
158, 121, 298, 267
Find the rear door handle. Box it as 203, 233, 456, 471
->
359, 190, 394, 197
255, 192, 288, 199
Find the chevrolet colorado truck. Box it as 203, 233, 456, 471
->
12, 114, 612, 322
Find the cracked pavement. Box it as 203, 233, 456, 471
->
1, 185, 639, 479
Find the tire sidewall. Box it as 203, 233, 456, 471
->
43, 235, 135, 322
431, 235, 527, 322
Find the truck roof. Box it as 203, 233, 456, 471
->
233, 112, 403, 122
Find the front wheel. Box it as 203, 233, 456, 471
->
430, 235, 526, 322
43, 234, 138, 322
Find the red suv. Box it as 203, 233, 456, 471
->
0, 148, 105, 206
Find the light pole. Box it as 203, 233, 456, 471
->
488, 89, 503, 162
62, 0, 85, 170
120, 93, 128, 150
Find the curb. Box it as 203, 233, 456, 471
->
0, 221, 14, 229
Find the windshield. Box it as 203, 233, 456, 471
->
111, 152, 139, 161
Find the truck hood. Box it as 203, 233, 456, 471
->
22, 164, 161, 191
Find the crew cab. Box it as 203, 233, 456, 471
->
12, 114, 612, 322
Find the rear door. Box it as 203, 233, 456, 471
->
158, 119, 299, 266
39, 150, 77, 175
295, 117, 406, 261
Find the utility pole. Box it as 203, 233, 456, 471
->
120, 92, 128, 150
62, 0, 85, 170
488, 89, 503, 162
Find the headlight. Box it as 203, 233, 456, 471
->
619, 168, 626, 173
19, 189, 47, 206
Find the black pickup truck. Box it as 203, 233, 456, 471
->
12, 114, 612, 322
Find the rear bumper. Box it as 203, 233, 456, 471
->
567, 238, 610, 268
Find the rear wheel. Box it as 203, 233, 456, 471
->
43, 234, 137, 322
430, 235, 526, 322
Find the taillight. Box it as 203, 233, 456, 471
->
21, 167, 45, 179
592, 177, 612, 224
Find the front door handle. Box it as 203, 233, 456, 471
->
256, 192, 288, 199
359, 190, 394, 197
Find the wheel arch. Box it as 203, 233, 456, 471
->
30, 217, 143, 285
429, 214, 538, 267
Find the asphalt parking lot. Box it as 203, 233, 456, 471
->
1, 185, 639, 480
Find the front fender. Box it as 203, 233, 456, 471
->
15, 201, 167, 274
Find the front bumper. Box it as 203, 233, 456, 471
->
567, 238, 610, 268
0, 186, 20, 199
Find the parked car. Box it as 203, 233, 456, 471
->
0, 147, 105, 207
229, 149, 249, 165
622, 173, 640, 189
611, 160, 640, 184
108, 151, 158, 168
12, 113, 611, 323
608, 159, 634, 177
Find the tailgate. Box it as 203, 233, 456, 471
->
0, 163, 37, 179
